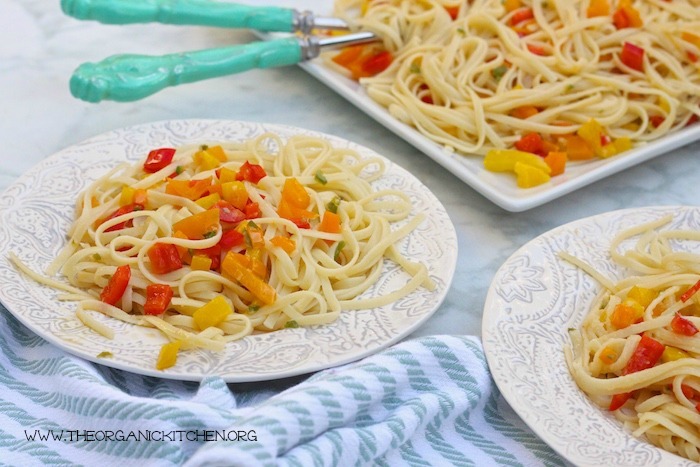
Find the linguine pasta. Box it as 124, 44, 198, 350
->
10, 133, 434, 369
564, 215, 700, 462
330, 0, 700, 156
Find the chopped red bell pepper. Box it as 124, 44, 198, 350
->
680, 279, 700, 302
671, 313, 699, 336
510, 7, 534, 25
100, 264, 131, 305
609, 392, 632, 411
236, 161, 267, 184
514, 133, 544, 155
143, 284, 173, 315
143, 148, 176, 173
103, 205, 134, 232
620, 42, 644, 72
682, 384, 696, 400
609, 334, 665, 410
244, 201, 262, 219
361, 51, 393, 76
218, 229, 245, 250
526, 44, 546, 56
215, 200, 247, 224
147, 243, 183, 274
444, 5, 459, 20
649, 115, 665, 128
623, 334, 665, 375
290, 218, 311, 229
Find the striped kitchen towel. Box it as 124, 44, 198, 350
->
0, 307, 565, 466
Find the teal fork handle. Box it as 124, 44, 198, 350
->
70, 37, 302, 103
61, 0, 295, 31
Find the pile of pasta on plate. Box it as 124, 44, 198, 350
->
328, 0, 700, 187
11, 133, 434, 370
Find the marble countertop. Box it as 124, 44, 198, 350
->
3, 3, 700, 353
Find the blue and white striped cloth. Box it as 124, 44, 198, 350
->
0, 306, 565, 466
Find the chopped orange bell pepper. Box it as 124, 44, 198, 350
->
503, 0, 522, 13
172, 230, 189, 258
561, 134, 595, 160
221, 252, 276, 305
610, 299, 644, 329
510, 106, 539, 119
281, 178, 310, 208
544, 152, 567, 176
599, 345, 618, 365
173, 209, 220, 239
319, 211, 341, 234
613, 0, 643, 29
270, 236, 296, 254
587, 0, 609, 17
166, 177, 212, 200
237, 221, 265, 248
277, 199, 318, 223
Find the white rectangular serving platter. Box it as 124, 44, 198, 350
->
243, 0, 700, 212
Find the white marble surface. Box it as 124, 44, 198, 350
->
2, 2, 700, 347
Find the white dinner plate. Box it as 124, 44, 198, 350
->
0, 119, 457, 382
243, 0, 700, 212
482, 205, 700, 467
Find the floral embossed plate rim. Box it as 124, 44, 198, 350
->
0, 119, 457, 382
482, 206, 700, 467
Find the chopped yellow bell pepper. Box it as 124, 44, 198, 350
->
195, 192, 221, 209
190, 255, 213, 271
198, 152, 222, 171
219, 166, 238, 184
661, 346, 690, 363
513, 162, 551, 188
120, 186, 136, 206
221, 181, 248, 210
194, 145, 227, 170
484, 149, 551, 174
156, 340, 181, 370
577, 119, 604, 156
627, 286, 657, 308
193, 295, 233, 330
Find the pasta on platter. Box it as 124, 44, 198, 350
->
564, 215, 700, 462
11, 133, 434, 370
329, 0, 700, 187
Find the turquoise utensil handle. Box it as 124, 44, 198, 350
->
61, 0, 295, 31
70, 37, 302, 103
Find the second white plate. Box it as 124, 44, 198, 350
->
482, 205, 700, 466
